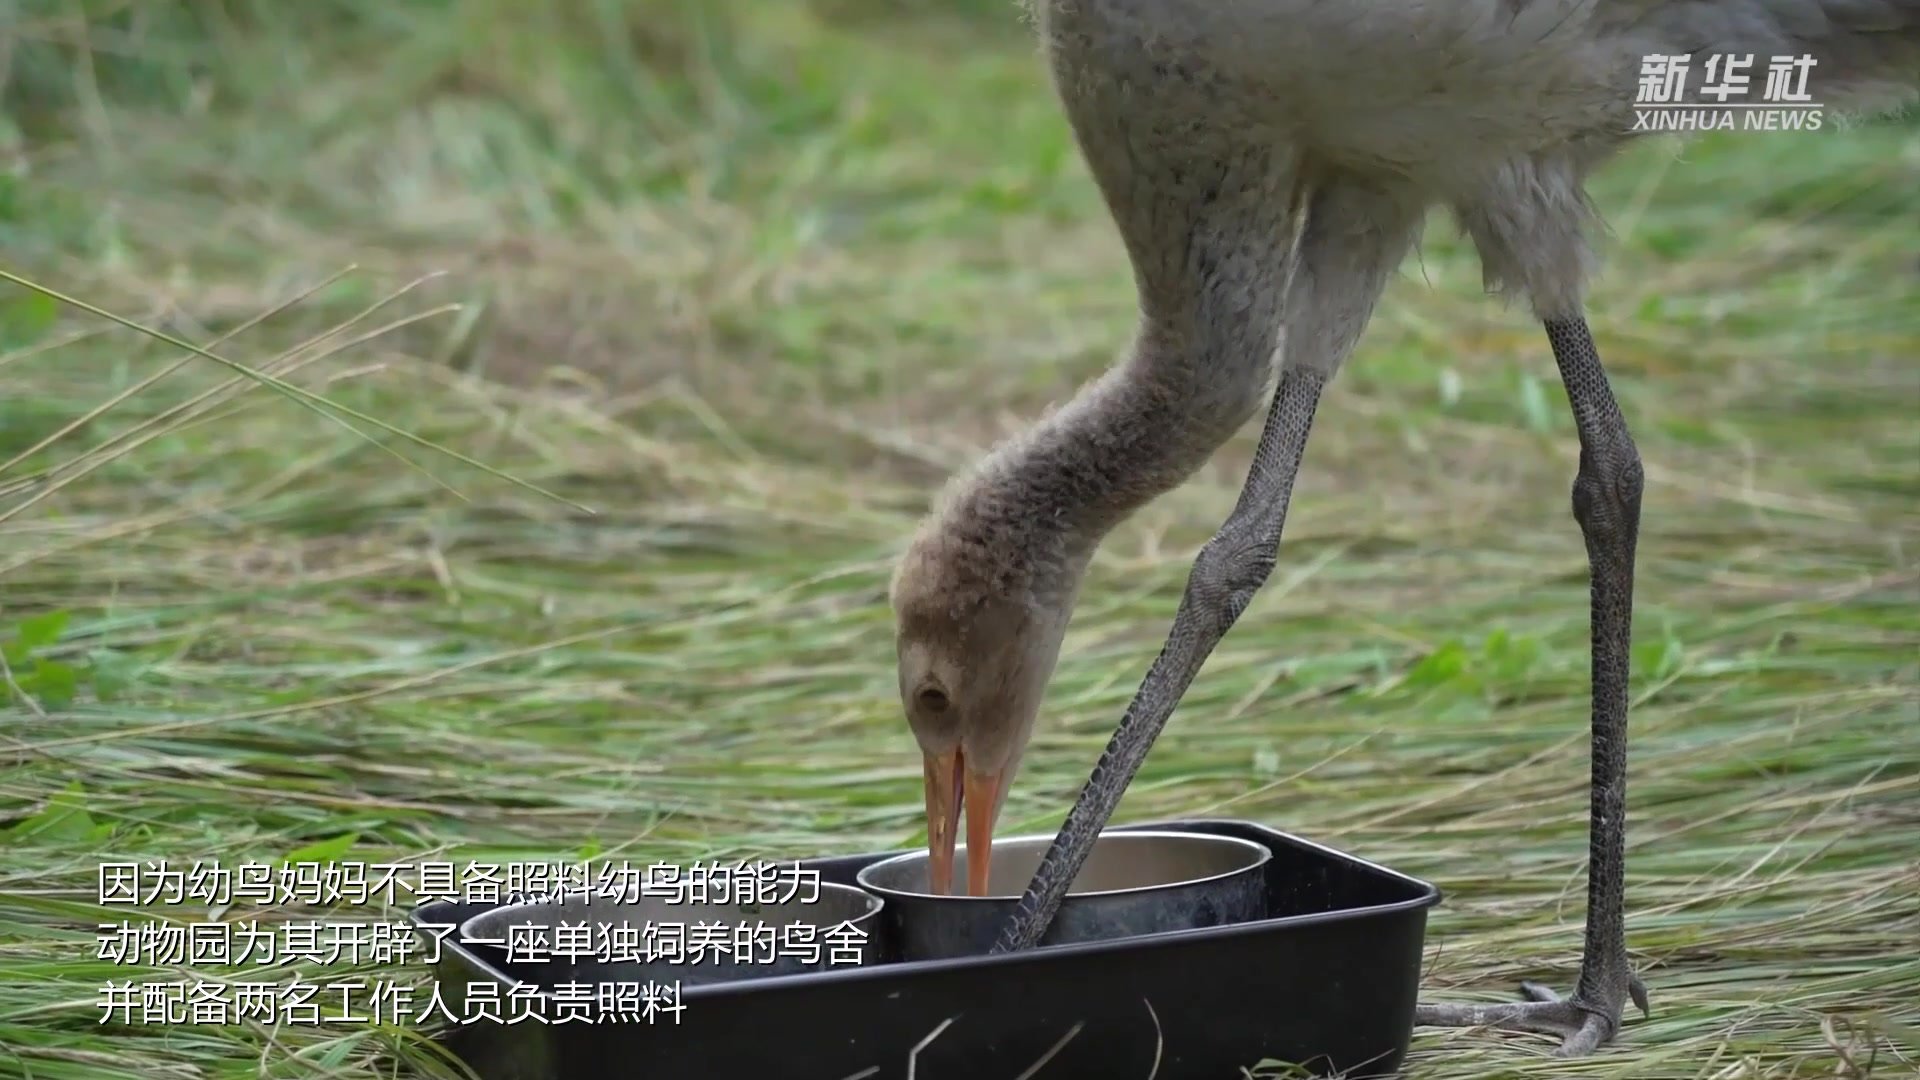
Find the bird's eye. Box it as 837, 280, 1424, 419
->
916, 686, 950, 713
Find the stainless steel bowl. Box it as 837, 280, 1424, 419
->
459, 880, 885, 986
855, 829, 1270, 961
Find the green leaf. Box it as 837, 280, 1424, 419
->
4, 782, 101, 844
15, 610, 70, 651
24, 658, 78, 709
315, 1033, 361, 1068
281, 832, 360, 866
1402, 641, 1471, 689
1636, 634, 1686, 682
1480, 629, 1543, 684
86, 649, 144, 702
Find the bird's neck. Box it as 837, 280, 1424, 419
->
956, 319, 1273, 584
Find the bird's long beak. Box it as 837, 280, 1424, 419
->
923, 749, 1005, 897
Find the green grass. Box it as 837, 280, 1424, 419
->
2, 2, 1916, 1078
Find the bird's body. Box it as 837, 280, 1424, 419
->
1038, 0, 1918, 322
891, 0, 1917, 1057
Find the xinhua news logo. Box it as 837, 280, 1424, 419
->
1634, 53, 1823, 132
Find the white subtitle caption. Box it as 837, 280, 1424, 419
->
93, 858, 861, 1026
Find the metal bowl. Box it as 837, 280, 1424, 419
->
459, 880, 886, 986
855, 829, 1270, 961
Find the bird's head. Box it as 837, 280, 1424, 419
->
888, 493, 1081, 896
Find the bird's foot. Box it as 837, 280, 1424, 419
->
1415, 973, 1649, 1057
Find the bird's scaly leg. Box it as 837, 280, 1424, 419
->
1415, 317, 1649, 1056
987, 171, 1424, 957
990, 361, 1327, 954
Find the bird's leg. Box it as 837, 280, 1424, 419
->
990, 362, 1328, 954
1415, 317, 1649, 1056
984, 169, 1422, 955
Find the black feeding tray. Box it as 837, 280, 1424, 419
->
409, 818, 1440, 1079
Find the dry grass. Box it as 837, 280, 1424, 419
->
1, 2, 1916, 1078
